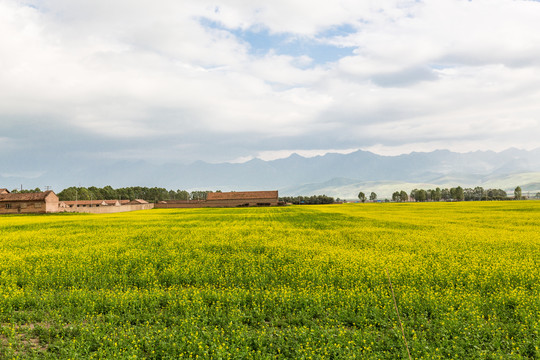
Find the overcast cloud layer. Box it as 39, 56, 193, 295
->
1, 0, 540, 174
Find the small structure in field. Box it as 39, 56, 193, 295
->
59, 199, 152, 213
61, 200, 110, 208
0, 190, 59, 214
0, 189, 9, 195
155, 191, 279, 208
61, 199, 137, 209
206, 191, 279, 207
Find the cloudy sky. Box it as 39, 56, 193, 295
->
1, 0, 540, 172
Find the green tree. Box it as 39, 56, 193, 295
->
88, 186, 103, 200
392, 191, 400, 202
77, 187, 90, 200
455, 186, 464, 201
473, 186, 485, 201
177, 190, 190, 200
57, 187, 78, 201
102, 185, 117, 199
514, 186, 522, 200
369, 192, 377, 201
358, 192, 366, 203
433, 187, 442, 201
487, 188, 508, 200
450, 186, 464, 201
399, 190, 408, 202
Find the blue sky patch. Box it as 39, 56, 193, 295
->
200, 18, 357, 65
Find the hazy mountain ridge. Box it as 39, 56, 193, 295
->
282, 173, 540, 200
1, 148, 539, 197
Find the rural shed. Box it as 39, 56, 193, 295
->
0, 190, 59, 214
59, 199, 133, 209
60, 200, 113, 208
0, 189, 9, 194
206, 191, 279, 207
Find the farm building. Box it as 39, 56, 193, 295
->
156, 191, 279, 208
0, 190, 60, 214
155, 191, 278, 209
62, 200, 112, 208
0, 189, 9, 194
206, 191, 279, 207
60, 199, 131, 209
59, 199, 151, 213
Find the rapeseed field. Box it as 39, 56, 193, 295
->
0, 202, 539, 359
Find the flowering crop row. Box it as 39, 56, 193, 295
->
0, 202, 539, 359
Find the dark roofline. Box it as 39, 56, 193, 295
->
0, 190, 57, 202
207, 190, 279, 201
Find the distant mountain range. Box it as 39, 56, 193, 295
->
1, 148, 540, 199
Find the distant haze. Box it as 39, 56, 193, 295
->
1, 148, 539, 199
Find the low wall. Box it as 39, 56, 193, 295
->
154, 201, 207, 209
0, 207, 48, 215
61, 203, 154, 214
206, 199, 277, 207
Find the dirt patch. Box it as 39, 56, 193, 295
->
0, 334, 12, 357
1, 322, 53, 330
0, 325, 50, 355
17, 322, 53, 330
20, 334, 48, 352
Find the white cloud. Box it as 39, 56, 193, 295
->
1, 0, 540, 167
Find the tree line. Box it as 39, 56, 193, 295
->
357, 192, 377, 202
56, 186, 212, 202
10, 185, 539, 203
279, 195, 335, 205
393, 186, 521, 202
9, 188, 44, 194
358, 186, 535, 202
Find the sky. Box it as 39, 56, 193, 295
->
1, 0, 540, 175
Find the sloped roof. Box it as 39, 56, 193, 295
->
0, 189, 9, 194
129, 199, 149, 204
207, 191, 278, 201
0, 190, 56, 202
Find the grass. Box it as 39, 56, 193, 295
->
0, 202, 539, 359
